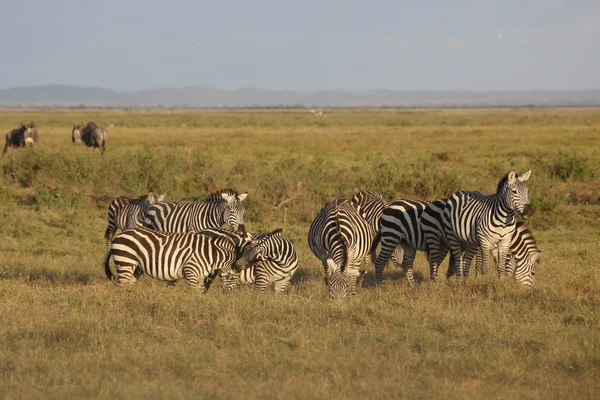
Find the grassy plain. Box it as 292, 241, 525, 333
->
0, 108, 599, 399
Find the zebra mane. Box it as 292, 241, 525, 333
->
334, 204, 349, 272
515, 220, 540, 253
208, 188, 238, 201
496, 174, 509, 194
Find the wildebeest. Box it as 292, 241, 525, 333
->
72, 122, 108, 152
3, 122, 38, 155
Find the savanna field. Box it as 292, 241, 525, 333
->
1, 108, 599, 399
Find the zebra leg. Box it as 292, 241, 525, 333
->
322, 260, 330, 287
374, 237, 401, 284
462, 247, 478, 277
467, 243, 490, 276
432, 245, 450, 281
447, 235, 464, 277
400, 245, 418, 285
114, 263, 138, 285
391, 246, 404, 269
253, 273, 269, 293
182, 264, 203, 290
495, 240, 511, 278
474, 248, 483, 277
203, 271, 219, 291
273, 274, 292, 294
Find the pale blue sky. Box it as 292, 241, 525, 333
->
2, 0, 598, 91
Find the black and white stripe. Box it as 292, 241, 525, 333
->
220, 229, 299, 293
104, 192, 165, 250
104, 227, 263, 290
144, 188, 248, 233
308, 199, 375, 299
469, 221, 542, 287
373, 199, 429, 285
443, 170, 533, 278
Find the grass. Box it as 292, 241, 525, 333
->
1, 108, 599, 399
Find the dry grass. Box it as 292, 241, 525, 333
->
1, 108, 599, 399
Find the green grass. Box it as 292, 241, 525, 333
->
1, 108, 599, 399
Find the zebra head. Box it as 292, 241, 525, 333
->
72, 125, 82, 143
514, 249, 542, 288
326, 258, 360, 300
221, 191, 248, 232
232, 235, 267, 272
500, 169, 533, 220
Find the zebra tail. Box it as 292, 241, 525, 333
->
334, 208, 349, 271
369, 230, 381, 255
104, 250, 114, 281
104, 226, 113, 243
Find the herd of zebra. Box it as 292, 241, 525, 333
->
103, 169, 541, 299
2, 121, 108, 155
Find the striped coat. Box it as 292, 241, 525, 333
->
144, 189, 247, 233
105, 227, 262, 291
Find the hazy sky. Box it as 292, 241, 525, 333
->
2, 0, 598, 91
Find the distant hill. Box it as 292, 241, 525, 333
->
1, 84, 599, 107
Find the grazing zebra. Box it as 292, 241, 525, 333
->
104, 227, 264, 290
72, 122, 108, 151
104, 192, 166, 250
3, 122, 38, 155
308, 199, 375, 299
144, 189, 248, 233
349, 190, 403, 268
372, 199, 430, 285
220, 229, 299, 293
421, 196, 469, 281
443, 170, 533, 278
466, 221, 541, 287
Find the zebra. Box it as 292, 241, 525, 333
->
372, 199, 430, 285
104, 227, 265, 290
104, 192, 166, 250
308, 198, 375, 299
3, 122, 38, 155
72, 122, 108, 152
144, 188, 248, 233
421, 196, 469, 281
220, 228, 299, 293
467, 221, 542, 287
443, 170, 533, 278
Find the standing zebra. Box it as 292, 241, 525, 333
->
372, 199, 430, 285
308, 199, 375, 299
220, 229, 299, 293
104, 227, 264, 290
421, 196, 472, 281
104, 192, 166, 250
443, 170, 533, 278
349, 190, 402, 267
144, 189, 248, 233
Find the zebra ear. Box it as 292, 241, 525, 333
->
221, 193, 235, 203
507, 170, 517, 185
158, 193, 166, 201
518, 169, 531, 182
147, 192, 156, 203
530, 250, 542, 263
272, 228, 283, 237
238, 192, 248, 202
